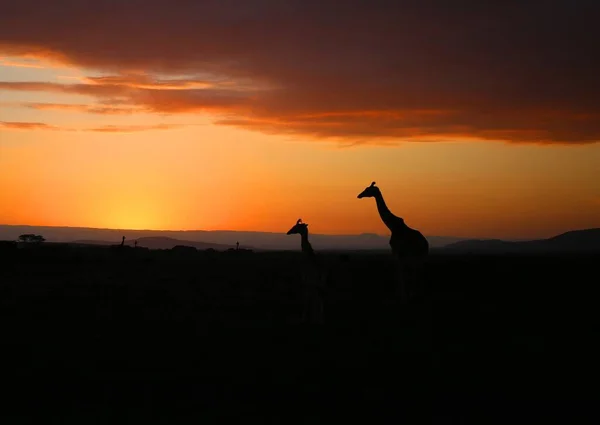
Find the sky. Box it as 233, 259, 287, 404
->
1, 0, 599, 239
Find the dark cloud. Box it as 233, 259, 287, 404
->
1, 0, 599, 144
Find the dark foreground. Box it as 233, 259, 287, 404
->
1, 244, 598, 423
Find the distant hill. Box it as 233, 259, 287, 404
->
0, 224, 466, 251
443, 228, 600, 254
3, 224, 598, 254
72, 237, 242, 251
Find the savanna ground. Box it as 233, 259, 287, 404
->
0, 243, 598, 424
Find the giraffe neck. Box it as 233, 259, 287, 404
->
300, 232, 314, 255
299, 231, 323, 283
374, 191, 402, 231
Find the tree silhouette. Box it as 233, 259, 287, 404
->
18, 234, 45, 243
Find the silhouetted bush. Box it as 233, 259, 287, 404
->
18, 234, 45, 243
172, 245, 197, 253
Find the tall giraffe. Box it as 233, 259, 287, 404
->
286, 219, 325, 324
357, 182, 428, 302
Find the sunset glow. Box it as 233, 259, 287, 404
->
1, 1, 599, 240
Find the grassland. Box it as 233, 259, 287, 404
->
1, 243, 597, 423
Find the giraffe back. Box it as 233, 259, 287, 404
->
390, 227, 429, 258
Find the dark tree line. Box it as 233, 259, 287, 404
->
18, 234, 45, 243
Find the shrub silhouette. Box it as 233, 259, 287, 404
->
18, 234, 45, 243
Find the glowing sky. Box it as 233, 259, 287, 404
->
1, 1, 599, 239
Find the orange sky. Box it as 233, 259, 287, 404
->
1, 55, 598, 239
1, 1, 599, 240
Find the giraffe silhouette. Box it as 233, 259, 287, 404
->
286, 219, 325, 324
357, 182, 428, 302
110, 235, 128, 253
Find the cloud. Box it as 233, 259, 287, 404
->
26, 102, 144, 115
1, 0, 599, 144
0, 121, 60, 131
89, 124, 182, 133
83, 75, 216, 90
0, 79, 256, 114
0, 120, 184, 133
0, 57, 45, 68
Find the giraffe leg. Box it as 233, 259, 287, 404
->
307, 290, 320, 324
404, 257, 417, 303
413, 256, 425, 301
395, 259, 407, 304
306, 291, 313, 324
300, 274, 309, 323
403, 255, 425, 303
301, 301, 307, 323
315, 292, 324, 324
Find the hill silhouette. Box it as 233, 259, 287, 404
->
443, 228, 600, 254
0, 224, 465, 250
72, 236, 246, 251
5, 225, 599, 253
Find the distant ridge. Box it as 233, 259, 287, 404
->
72, 236, 245, 251
443, 228, 600, 254
2, 224, 598, 253
0, 224, 466, 251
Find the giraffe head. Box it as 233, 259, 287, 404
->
286, 218, 309, 236
357, 181, 380, 199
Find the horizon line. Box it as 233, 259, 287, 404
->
0, 223, 470, 240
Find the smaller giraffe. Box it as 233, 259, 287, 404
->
286, 219, 325, 324
110, 235, 127, 252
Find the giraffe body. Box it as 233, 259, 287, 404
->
358, 182, 428, 302
389, 224, 429, 258
287, 219, 325, 324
